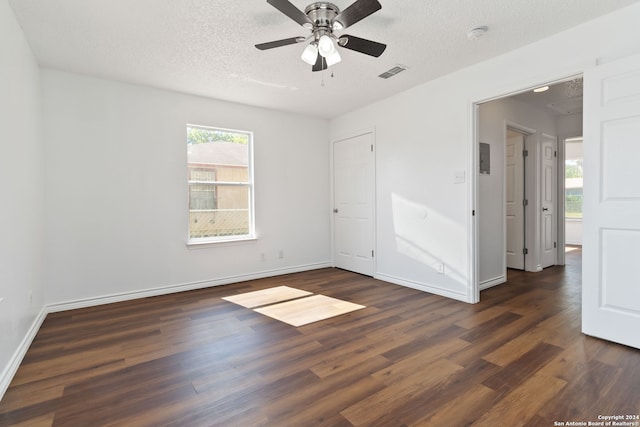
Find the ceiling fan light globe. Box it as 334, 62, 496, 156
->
318, 34, 335, 57
301, 43, 319, 65
325, 49, 341, 66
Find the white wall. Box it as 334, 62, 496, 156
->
42, 70, 331, 307
478, 97, 558, 283
0, 0, 46, 397
330, 80, 474, 301
330, 2, 640, 302
556, 113, 583, 144
565, 221, 583, 246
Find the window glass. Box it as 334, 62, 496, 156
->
187, 125, 254, 242
565, 139, 583, 219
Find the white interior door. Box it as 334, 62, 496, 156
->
541, 133, 557, 268
506, 131, 525, 270
333, 132, 375, 276
582, 53, 640, 349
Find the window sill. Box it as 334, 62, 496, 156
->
187, 236, 257, 249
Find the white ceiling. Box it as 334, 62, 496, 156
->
511, 77, 584, 116
9, 0, 639, 119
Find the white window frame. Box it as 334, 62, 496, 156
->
186, 124, 255, 246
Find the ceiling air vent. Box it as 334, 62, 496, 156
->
378, 65, 407, 79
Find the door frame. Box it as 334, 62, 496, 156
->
330, 128, 377, 275
470, 71, 584, 302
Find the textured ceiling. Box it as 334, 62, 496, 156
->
512, 78, 584, 116
8, 0, 640, 118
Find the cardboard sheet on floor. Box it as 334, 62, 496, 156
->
254, 294, 365, 327
222, 285, 312, 308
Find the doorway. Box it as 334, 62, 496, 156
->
504, 127, 557, 272
476, 77, 578, 293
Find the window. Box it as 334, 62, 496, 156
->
565, 138, 583, 220
187, 125, 254, 243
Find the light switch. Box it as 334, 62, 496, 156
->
454, 171, 466, 184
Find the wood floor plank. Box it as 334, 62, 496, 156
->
341, 358, 464, 426
0, 383, 64, 413
481, 341, 563, 391
262, 358, 389, 425
367, 358, 502, 426
2, 247, 640, 426
470, 374, 567, 426
412, 383, 501, 427
8, 413, 55, 427
309, 332, 413, 378
454, 304, 512, 329
536, 358, 621, 422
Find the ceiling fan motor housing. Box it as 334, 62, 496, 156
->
304, 2, 341, 37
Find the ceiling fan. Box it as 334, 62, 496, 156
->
255, 0, 386, 72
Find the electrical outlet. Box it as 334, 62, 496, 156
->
434, 263, 445, 274
261, 253, 266, 261
278, 250, 284, 259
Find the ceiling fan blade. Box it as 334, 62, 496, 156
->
255, 36, 306, 50
338, 34, 386, 57
312, 54, 327, 72
267, 0, 313, 27
334, 0, 381, 29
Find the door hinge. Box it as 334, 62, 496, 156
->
523, 199, 528, 207
371, 144, 374, 152
523, 248, 528, 255
523, 150, 528, 157
372, 250, 374, 257
472, 210, 476, 216
554, 150, 557, 158
554, 242, 557, 248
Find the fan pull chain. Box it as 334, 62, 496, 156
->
320, 57, 335, 87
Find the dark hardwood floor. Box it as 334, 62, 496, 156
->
2, 247, 639, 426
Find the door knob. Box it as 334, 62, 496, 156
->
333, 208, 338, 213
542, 207, 549, 211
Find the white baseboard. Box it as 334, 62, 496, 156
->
47, 262, 332, 313
1, 261, 332, 401
0, 307, 48, 401
480, 275, 506, 290
374, 273, 470, 303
